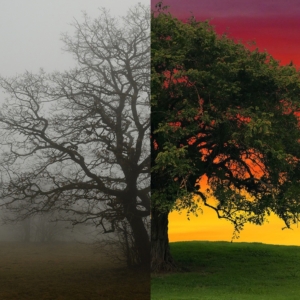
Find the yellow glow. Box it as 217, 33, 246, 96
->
169, 207, 300, 246
170, 174, 300, 246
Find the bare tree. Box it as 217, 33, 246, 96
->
0, 4, 150, 268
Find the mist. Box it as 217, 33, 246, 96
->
0, 1, 150, 299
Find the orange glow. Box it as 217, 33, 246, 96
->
163, 69, 194, 89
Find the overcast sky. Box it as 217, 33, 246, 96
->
0, 0, 149, 102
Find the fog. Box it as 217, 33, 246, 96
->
0, 0, 149, 106
0, 1, 150, 299
0, 209, 100, 243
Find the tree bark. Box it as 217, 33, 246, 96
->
126, 213, 150, 271
151, 207, 177, 272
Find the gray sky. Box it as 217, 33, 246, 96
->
0, 0, 149, 101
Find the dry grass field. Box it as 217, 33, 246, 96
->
0, 241, 149, 300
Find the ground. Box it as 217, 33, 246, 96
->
0, 241, 149, 300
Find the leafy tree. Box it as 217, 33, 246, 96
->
0, 4, 150, 268
151, 8, 300, 271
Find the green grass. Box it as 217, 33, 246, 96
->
151, 241, 300, 300
0, 241, 149, 300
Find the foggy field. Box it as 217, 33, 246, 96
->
0, 242, 149, 300
152, 241, 300, 300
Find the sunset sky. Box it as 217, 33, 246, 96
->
151, 0, 300, 245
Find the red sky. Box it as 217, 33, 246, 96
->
151, 0, 300, 66
152, 0, 300, 245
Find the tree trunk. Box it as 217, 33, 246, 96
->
126, 213, 150, 271
151, 207, 177, 272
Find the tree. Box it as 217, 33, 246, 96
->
151, 8, 300, 271
0, 4, 150, 269
95, 218, 149, 267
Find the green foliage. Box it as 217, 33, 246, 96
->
151, 8, 300, 232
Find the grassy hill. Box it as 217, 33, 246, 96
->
151, 241, 300, 300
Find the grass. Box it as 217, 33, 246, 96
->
151, 241, 300, 300
0, 241, 149, 300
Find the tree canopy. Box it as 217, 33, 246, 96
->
0, 4, 150, 268
151, 7, 300, 271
